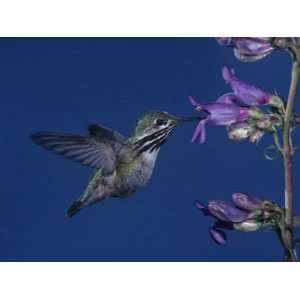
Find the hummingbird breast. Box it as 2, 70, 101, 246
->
113, 149, 160, 198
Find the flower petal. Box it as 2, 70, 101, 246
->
216, 93, 239, 105
194, 200, 210, 216
222, 66, 236, 84
232, 193, 263, 211
233, 38, 274, 62
191, 120, 207, 143
222, 66, 273, 106
209, 226, 227, 245
208, 200, 249, 223
189, 96, 200, 107
207, 103, 249, 125
216, 37, 274, 62
189, 94, 250, 126
234, 48, 271, 63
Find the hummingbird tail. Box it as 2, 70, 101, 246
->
66, 193, 107, 218
66, 200, 83, 218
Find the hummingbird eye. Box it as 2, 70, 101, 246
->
155, 118, 166, 126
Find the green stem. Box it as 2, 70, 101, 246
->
272, 131, 283, 154
282, 60, 300, 261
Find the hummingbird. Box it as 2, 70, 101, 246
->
31, 111, 204, 218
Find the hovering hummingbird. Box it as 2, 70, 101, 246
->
31, 111, 203, 218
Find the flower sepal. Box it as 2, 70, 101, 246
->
269, 95, 285, 110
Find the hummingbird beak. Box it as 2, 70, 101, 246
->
174, 114, 208, 124
172, 109, 209, 124
176, 116, 205, 122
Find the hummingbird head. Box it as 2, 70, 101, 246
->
132, 111, 204, 154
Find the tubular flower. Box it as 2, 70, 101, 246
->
232, 192, 263, 211
189, 96, 253, 143
194, 193, 279, 245
208, 200, 249, 223
189, 96, 264, 143
216, 37, 275, 62
222, 66, 283, 108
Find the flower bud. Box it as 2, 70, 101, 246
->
269, 114, 282, 127
256, 117, 272, 130
216, 38, 274, 62
228, 122, 254, 141
248, 107, 264, 119
269, 95, 284, 110
249, 129, 264, 144
256, 114, 282, 130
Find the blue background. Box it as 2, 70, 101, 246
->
1, 38, 299, 261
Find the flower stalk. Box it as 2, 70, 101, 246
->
282, 59, 300, 261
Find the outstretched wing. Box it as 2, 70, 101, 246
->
31, 126, 125, 174
88, 124, 125, 149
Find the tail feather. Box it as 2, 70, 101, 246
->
66, 200, 84, 218
66, 194, 107, 218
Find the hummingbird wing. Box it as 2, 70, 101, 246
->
88, 124, 125, 150
31, 127, 125, 174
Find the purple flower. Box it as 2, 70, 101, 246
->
194, 200, 231, 245
222, 66, 274, 106
216, 37, 274, 62
208, 200, 249, 223
194, 199, 250, 245
232, 193, 263, 211
194, 193, 266, 245
189, 96, 250, 143
188, 66, 279, 143
215, 93, 240, 105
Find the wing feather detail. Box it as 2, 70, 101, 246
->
31, 131, 121, 174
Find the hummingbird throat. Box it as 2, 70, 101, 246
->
133, 125, 175, 154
